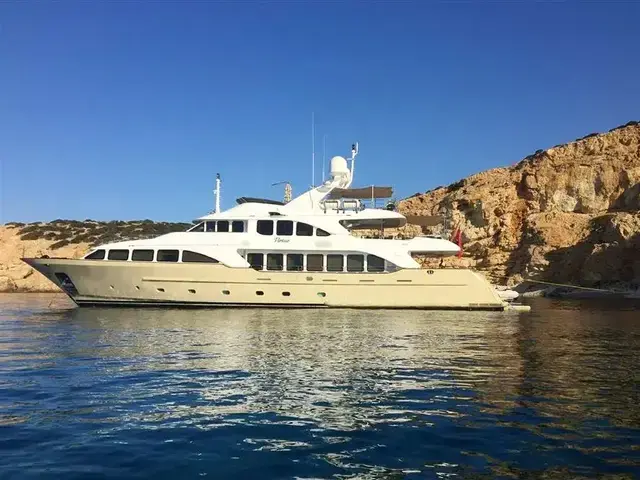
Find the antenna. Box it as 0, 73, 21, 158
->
349, 142, 358, 186
322, 134, 326, 183
311, 112, 315, 187
214, 173, 221, 213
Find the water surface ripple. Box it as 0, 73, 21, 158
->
0, 294, 639, 479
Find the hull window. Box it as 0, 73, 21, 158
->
132, 249, 154, 261
327, 254, 344, 272
316, 228, 330, 237
248, 253, 264, 270
347, 254, 365, 272
307, 254, 324, 272
266, 253, 284, 271
286, 254, 304, 271
85, 249, 105, 260
157, 250, 179, 262
276, 220, 294, 236
367, 255, 385, 272
182, 250, 218, 263
232, 221, 245, 232
257, 220, 274, 235
108, 249, 129, 261
296, 222, 313, 236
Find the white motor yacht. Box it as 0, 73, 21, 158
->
23, 144, 529, 311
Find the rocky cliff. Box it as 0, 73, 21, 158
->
398, 121, 640, 290
1, 122, 639, 293
0, 220, 190, 292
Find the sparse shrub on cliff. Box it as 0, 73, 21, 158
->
50, 239, 71, 249
12, 219, 191, 248
576, 133, 599, 142
71, 234, 92, 244
447, 179, 465, 192
53, 231, 73, 241
20, 231, 42, 241
609, 120, 639, 132
19, 225, 42, 235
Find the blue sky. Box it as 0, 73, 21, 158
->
1, 1, 638, 223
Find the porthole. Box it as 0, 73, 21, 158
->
188, 289, 196, 294
317, 292, 326, 298
157, 287, 165, 292
282, 292, 291, 297
256, 291, 264, 296
222, 290, 230, 295
135, 286, 140, 290
109, 285, 114, 290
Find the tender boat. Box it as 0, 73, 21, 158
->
22, 144, 530, 311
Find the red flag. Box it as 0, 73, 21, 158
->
451, 227, 463, 258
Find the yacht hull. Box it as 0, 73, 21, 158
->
22, 258, 509, 310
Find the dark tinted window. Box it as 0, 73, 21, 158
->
296, 222, 313, 236
267, 253, 284, 271
327, 254, 344, 272
277, 220, 293, 236
367, 255, 385, 272
247, 253, 264, 270
316, 228, 330, 237
232, 221, 244, 232
85, 249, 105, 260
286, 254, 304, 271
347, 254, 365, 272
191, 222, 205, 232
108, 249, 129, 261
182, 250, 218, 263
132, 249, 154, 261
205, 222, 216, 232
217, 220, 229, 232
157, 250, 179, 262
257, 220, 273, 235
307, 254, 324, 272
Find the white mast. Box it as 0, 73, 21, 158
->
322, 134, 326, 183
311, 112, 315, 187
214, 173, 221, 213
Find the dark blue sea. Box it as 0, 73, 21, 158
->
1, 294, 639, 479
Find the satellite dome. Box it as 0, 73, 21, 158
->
330, 156, 349, 177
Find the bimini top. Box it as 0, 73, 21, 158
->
327, 186, 393, 200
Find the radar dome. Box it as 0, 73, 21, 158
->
330, 156, 349, 177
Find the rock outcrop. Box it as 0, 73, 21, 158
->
0, 226, 90, 292
398, 121, 640, 289
0, 220, 191, 292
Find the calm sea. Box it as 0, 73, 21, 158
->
0, 294, 639, 479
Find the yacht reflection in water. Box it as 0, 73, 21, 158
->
69, 307, 518, 430
68, 303, 640, 437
